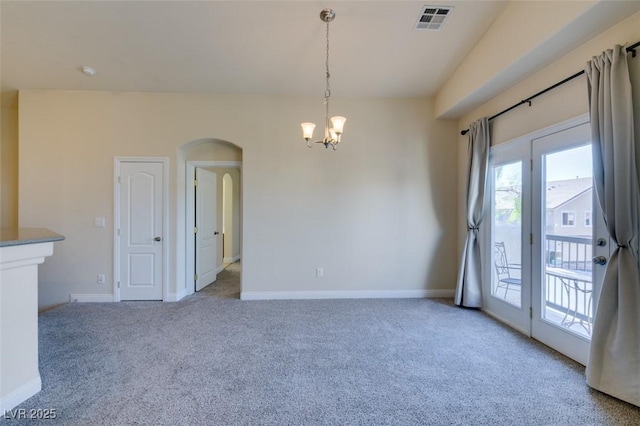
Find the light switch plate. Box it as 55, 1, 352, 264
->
94, 217, 106, 228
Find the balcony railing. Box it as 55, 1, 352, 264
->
544, 234, 593, 337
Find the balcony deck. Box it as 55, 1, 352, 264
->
493, 234, 593, 340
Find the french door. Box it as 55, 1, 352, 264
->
484, 117, 608, 365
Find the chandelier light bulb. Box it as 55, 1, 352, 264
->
301, 122, 316, 141
330, 116, 346, 134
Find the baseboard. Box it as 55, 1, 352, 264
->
482, 308, 530, 336
216, 264, 225, 274
240, 289, 455, 301
223, 255, 240, 263
0, 376, 41, 412
166, 288, 188, 302
423, 289, 457, 298
69, 294, 115, 303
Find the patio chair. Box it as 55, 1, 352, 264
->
494, 242, 521, 297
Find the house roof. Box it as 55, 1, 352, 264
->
494, 177, 592, 211
545, 177, 592, 209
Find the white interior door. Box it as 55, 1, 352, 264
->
195, 168, 218, 291
118, 161, 164, 301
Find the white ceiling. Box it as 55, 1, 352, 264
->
1, 1, 508, 100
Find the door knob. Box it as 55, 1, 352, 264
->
154, 237, 162, 242
592, 255, 607, 265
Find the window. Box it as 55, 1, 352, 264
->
585, 211, 592, 227
562, 211, 575, 226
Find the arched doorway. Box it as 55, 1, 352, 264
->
176, 138, 242, 299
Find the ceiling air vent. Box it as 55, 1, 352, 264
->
415, 5, 453, 31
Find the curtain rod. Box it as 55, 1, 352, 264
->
460, 40, 640, 136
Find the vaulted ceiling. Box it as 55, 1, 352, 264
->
2, 1, 640, 117
0, 1, 508, 98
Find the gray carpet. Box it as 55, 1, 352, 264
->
197, 262, 241, 300
4, 263, 640, 425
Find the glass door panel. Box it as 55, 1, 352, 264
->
541, 144, 593, 338
492, 161, 523, 308
484, 140, 530, 335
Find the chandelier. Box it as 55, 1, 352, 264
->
300, 9, 346, 150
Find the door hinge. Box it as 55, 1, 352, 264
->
194, 227, 198, 234
194, 179, 198, 187
529, 307, 533, 319
530, 233, 533, 245
117, 281, 120, 289
194, 273, 198, 281
530, 159, 533, 172
117, 228, 120, 236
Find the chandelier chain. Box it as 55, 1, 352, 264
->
324, 19, 331, 139
325, 20, 331, 100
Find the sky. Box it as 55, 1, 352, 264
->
494, 143, 593, 189
545, 144, 592, 182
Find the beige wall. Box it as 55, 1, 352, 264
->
456, 10, 640, 260
220, 169, 241, 263
437, 0, 596, 118
1, 96, 19, 229
203, 165, 241, 269
18, 91, 458, 308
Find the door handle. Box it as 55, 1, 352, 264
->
592, 256, 607, 265
214, 232, 219, 235
154, 237, 162, 242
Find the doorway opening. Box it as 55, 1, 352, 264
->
177, 139, 242, 300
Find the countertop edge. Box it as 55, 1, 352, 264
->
0, 228, 66, 248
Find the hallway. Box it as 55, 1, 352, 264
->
195, 262, 240, 299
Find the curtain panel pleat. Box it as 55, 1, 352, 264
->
585, 45, 640, 407
455, 118, 490, 308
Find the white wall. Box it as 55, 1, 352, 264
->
18, 91, 458, 308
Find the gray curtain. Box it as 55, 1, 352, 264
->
585, 45, 640, 407
455, 118, 490, 308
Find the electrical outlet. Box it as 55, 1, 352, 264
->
97, 274, 106, 284
316, 268, 324, 278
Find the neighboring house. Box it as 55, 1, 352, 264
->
545, 177, 593, 238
